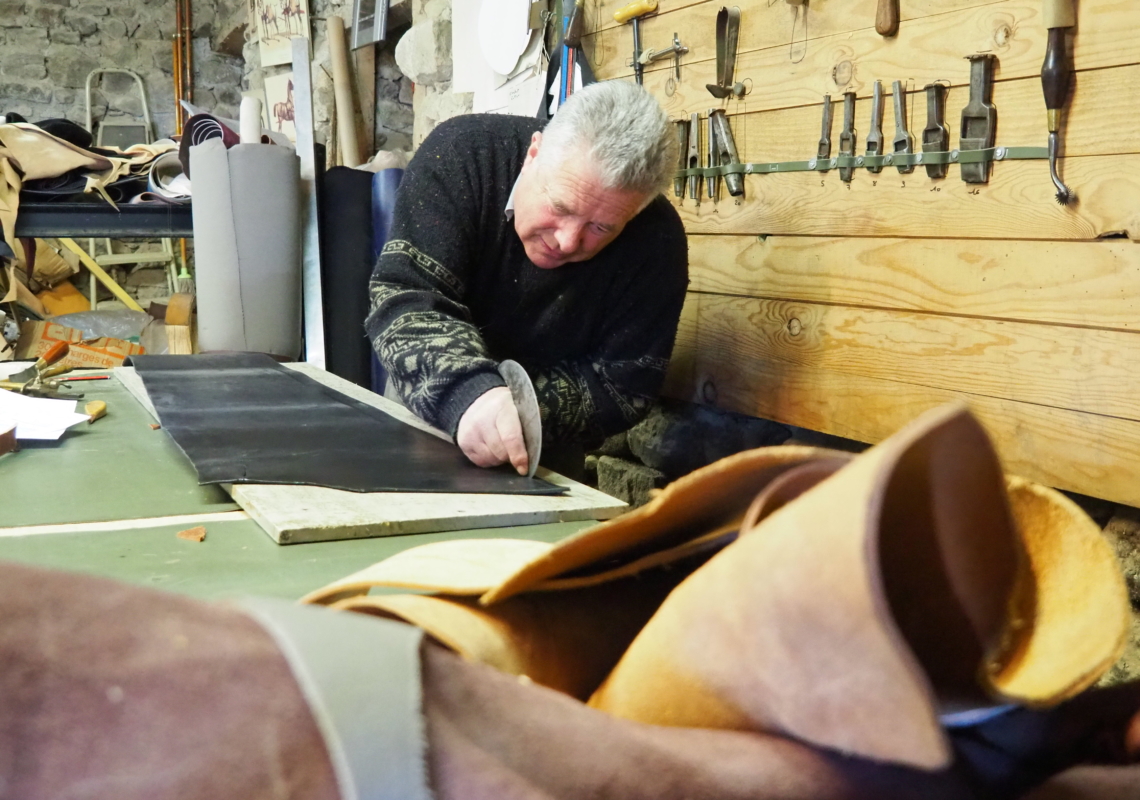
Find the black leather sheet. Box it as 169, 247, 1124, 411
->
129, 353, 566, 495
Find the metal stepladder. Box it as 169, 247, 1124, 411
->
82, 68, 183, 307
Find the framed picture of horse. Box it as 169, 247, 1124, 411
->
264, 71, 298, 142
253, 0, 311, 67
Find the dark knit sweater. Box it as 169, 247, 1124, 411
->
365, 114, 689, 445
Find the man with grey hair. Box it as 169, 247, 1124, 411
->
366, 81, 688, 475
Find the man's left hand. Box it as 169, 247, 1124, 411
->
455, 386, 529, 475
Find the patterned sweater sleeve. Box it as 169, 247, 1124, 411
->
364, 128, 506, 437
531, 206, 689, 446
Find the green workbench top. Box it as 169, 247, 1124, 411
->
1, 375, 237, 527
0, 518, 594, 601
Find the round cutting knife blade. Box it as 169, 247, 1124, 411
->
498, 359, 541, 478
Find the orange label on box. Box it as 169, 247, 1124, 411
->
15, 321, 145, 369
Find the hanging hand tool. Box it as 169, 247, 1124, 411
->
674, 118, 690, 198
838, 91, 857, 182
866, 81, 885, 174
1041, 0, 1077, 205
706, 111, 721, 203
640, 33, 688, 82
817, 95, 833, 173
921, 83, 950, 179
960, 54, 998, 184
876, 0, 899, 36
706, 7, 745, 99
614, 0, 658, 86
891, 80, 914, 174
687, 112, 702, 203
563, 0, 586, 48
709, 109, 745, 198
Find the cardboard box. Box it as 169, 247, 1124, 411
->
15, 321, 144, 369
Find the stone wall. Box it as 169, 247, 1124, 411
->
0, 0, 246, 140
393, 0, 470, 149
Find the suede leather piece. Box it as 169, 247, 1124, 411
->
0, 560, 339, 800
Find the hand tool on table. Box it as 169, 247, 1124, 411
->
709, 109, 745, 198
673, 118, 690, 198
614, 0, 658, 86
838, 91, 857, 182
876, 0, 899, 36
922, 82, 950, 179
498, 360, 542, 479
639, 33, 688, 88
563, 0, 586, 48
817, 95, 833, 173
687, 111, 702, 203
0, 341, 84, 400
960, 53, 998, 184
1041, 0, 1077, 205
706, 111, 721, 203
706, 7, 745, 99
866, 80, 885, 174
891, 80, 915, 174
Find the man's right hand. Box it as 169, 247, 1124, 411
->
455, 386, 529, 475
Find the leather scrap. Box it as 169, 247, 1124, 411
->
129, 352, 565, 495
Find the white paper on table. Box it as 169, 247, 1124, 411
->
0, 386, 90, 440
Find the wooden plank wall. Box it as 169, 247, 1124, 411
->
582, 0, 1140, 506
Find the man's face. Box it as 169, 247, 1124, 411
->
512, 132, 649, 269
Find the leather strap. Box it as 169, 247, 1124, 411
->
236, 597, 432, 800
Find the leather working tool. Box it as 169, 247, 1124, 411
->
876, 0, 899, 36
673, 118, 689, 198
817, 95, 833, 173
498, 360, 542, 479
706, 111, 720, 203
708, 109, 745, 198
921, 83, 950, 179
891, 80, 914, 174
960, 54, 998, 184
0, 341, 81, 400
706, 7, 744, 99
639, 33, 688, 83
1041, 0, 1077, 205
563, 0, 585, 48
865, 81, 884, 174
613, 0, 658, 86
838, 91, 857, 182
687, 111, 702, 203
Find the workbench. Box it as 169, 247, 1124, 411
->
0, 369, 598, 600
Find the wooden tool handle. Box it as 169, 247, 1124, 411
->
876, 0, 899, 36
614, 0, 657, 24
1043, 0, 1076, 30
37, 341, 70, 369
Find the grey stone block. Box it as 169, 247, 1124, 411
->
394, 18, 451, 87
596, 456, 667, 509
65, 13, 100, 36
0, 82, 51, 104
627, 398, 792, 479
1103, 508, 1140, 606
50, 29, 82, 45
100, 18, 128, 39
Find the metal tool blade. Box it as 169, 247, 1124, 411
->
673, 118, 690, 198
706, 110, 720, 202
709, 109, 744, 198
960, 53, 998, 184
922, 82, 950, 179
891, 80, 914, 174
838, 91, 857, 182
817, 94, 833, 171
706, 6, 741, 98
498, 360, 542, 479
866, 80, 884, 174
687, 111, 702, 202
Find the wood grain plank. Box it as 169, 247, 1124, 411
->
686, 235, 1140, 331
664, 309, 1140, 506
667, 291, 1140, 423
707, 65, 1140, 165
585, 0, 1000, 71
598, 0, 1138, 118
672, 154, 1140, 240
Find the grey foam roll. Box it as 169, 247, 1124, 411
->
189, 139, 302, 359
